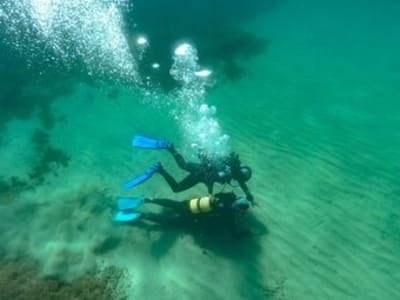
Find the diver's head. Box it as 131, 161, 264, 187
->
239, 166, 252, 182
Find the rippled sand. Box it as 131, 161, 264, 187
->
1, 1, 400, 300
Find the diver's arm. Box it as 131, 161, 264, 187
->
238, 181, 254, 204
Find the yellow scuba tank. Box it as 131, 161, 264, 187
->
188, 196, 213, 214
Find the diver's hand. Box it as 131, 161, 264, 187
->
247, 193, 254, 202
247, 194, 257, 207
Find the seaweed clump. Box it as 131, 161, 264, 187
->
0, 260, 128, 300
0, 177, 29, 205
28, 129, 70, 185
0, 129, 70, 203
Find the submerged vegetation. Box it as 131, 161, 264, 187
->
29, 129, 70, 184
0, 260, 127, 300
0, 129, 70, 202
0, 177, 29, 205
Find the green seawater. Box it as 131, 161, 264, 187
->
0, 0, 399, 299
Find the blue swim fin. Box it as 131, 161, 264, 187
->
117, 197, 145, 210
123, 164, 159, 189
132, 135, 171, 149
114, 211, 142, 222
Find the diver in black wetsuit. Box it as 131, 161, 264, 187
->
156, 145, 255, 204
141, 192, 250, 234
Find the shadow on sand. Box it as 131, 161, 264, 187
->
129, 209, 270, 298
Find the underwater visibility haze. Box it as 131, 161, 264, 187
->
0, 0, 400, 299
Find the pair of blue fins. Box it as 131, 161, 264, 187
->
123, 135, 171, 189
115, 135, 170, 223
114, 197, 145, 222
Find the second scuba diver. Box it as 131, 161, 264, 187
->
114, 192, 251, 235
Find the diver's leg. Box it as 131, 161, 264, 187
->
157, 168, 181, 191
147, 198, 188, 214
158, 168, 199, 192
143, 198, 187, 224
147, 198, 181, 210
142, 212, 179, 224
169, 147, 187, 169
168, 147, 199, 172
174, 174, 201, 191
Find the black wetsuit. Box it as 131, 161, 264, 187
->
158, 148, 254, 202
143, 192, 245, 223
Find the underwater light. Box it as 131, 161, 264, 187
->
152, 62, 160, 69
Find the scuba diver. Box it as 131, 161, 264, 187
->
124, 135, 254, 203
114, 192, 251, 235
